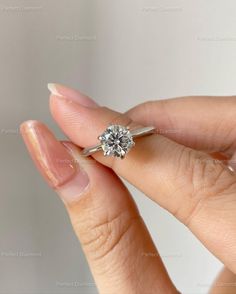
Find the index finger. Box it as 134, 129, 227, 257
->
126, 96, 236, 157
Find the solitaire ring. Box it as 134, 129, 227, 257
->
82, 124, 156, 159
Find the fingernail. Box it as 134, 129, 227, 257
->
20, 121, 89, 201
57, 142, 91, 202
48, 83, 98, 108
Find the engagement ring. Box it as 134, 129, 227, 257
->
82, 124, 156, 159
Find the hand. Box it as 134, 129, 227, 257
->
20, 84, 236, 294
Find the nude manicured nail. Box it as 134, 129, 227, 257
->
48, 83, 98, 108
57, 142, 91, 202
20, 121, 89, 199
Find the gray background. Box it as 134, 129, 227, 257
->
2, 0, 236, 293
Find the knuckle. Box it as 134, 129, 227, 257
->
173, 149, 236, 225
192, 155, 236, 199
79, 210, 140, 262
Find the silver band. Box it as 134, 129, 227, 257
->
82, 126, 156, 157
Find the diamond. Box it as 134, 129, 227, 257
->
98, 125, 135, 159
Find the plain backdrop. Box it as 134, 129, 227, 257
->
2, 0, 236, 293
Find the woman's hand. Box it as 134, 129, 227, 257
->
20, 84, 236, 293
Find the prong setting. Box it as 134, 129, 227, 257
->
98, 125, 134, 159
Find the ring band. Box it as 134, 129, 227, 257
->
82, 125, 156, 159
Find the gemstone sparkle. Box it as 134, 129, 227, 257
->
99, 125, 135, 159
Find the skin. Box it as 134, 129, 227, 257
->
20, 84, 236, 293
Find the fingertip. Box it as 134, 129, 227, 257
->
47, 83, 63, 97
48, 83, 98, 108
20, 120, 40, 133
20, 121, 80, 189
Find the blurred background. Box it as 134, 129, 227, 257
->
2, 0, 236, 293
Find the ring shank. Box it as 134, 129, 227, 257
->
130, 126, 156, 138
82, 144, 103, 157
